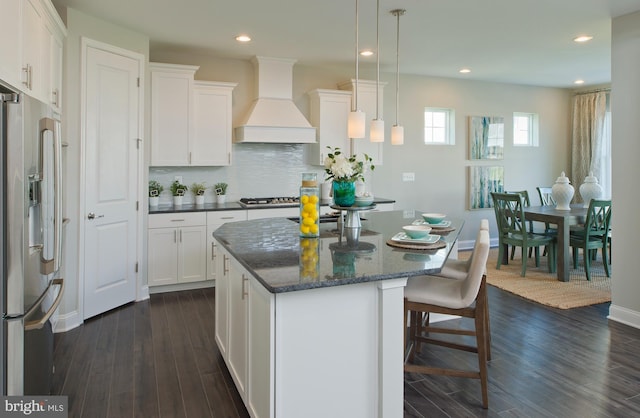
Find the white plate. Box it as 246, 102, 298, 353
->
412, 219, 451, 228
391, 232, 441, 244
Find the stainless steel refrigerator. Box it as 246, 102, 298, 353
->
1, 79, 64, 395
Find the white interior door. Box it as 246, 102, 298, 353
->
82, 40, 142, 319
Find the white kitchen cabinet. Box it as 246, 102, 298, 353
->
193, 81, 237, 166
247, 207, 299, 220
227, 252, 249, 399
338, 79, 386, 165
150, 63, 198, 166
19, 0, 65, 107
214, 244, 230, 358
306, 89, 352, 165
0, 0, 22, 87
147, 212, 207, 286
207, 210, 247, 280
150, 63, 236, 166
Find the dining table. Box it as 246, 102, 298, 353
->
523, 204, 588, 282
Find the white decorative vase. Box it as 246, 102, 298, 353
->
216, 194, 226, 204
173, 195, 183, 206
195, 195, 205, 205
149, 196, 159, 207
551, 171, 574, 211
579, 171, 603, 208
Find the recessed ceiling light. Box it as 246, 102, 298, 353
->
459, 68, 471, 74
574, 35, 593, 43
574, 79, 585, 85
235, 34, 251, 42
360, 49, 374, 57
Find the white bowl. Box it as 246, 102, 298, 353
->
354, 196, 374, 207
422, 213, 446, 224
402, 225, 432, 239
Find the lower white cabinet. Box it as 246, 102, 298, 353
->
207, 211, 247, 281
148, 212, 207, 286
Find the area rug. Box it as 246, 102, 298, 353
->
461, 248, 611, 309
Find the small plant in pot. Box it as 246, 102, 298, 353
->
191, 182, 207, 205
170, 180, 188, 206
148, 180, 163, 207
214, 182, 228, 204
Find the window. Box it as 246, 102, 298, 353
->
424, 108, 455, 145
513, 112, 539, 146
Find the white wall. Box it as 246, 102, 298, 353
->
609, 11, 640, 328
55, 7, 149, 331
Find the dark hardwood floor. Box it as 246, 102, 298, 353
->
52, 286, 640, 418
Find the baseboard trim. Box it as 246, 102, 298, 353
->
608, 304, 640, 330
54, 310, 83, 333
148, 280, 215, 294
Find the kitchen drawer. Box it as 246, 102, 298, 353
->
207, 210, 247, 226
149, 212, 206, 228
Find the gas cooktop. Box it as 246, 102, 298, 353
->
238, 196, 300, 208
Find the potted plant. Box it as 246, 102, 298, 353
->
214, 182, 228, 204
170, 180, 188, 206
191, 182, 207, 205
148, 180, 163, 207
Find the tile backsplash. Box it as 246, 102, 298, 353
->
149, 143, 327, 205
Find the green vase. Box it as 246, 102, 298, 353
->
333, 180, 356, 207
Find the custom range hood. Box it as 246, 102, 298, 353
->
234, 56, 316, 143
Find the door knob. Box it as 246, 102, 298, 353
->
87, 212, 104, 220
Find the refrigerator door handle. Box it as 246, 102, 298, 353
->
24, 278, 65, 331
38, 117, 63, 275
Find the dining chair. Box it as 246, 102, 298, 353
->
491, 192, 556, 277
404, 228, 491, 409
536, 186, 556, 206
569, 199, 611, 281
506, 190, 535, 260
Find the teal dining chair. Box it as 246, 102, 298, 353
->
569, 199, 611, 281
491, 192, 556, 277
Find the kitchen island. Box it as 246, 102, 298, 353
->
213, 210, 463, 418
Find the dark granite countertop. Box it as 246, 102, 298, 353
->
149, 197, 395, 214
213, 210, 464, 294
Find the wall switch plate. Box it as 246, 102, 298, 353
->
402, 172, 415, 182
174, 175, 183, 184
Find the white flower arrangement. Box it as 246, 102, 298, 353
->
323, 147, 374, 183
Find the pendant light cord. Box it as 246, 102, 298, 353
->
354, 0, 359, 112
375, 0, 380, 119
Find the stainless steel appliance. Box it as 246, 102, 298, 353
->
238, 196, 300, 208
1, 80, 64, 395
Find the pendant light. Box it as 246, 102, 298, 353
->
391, 9, 405, 145
348, 0, 366, 139
370, 0, 384, 143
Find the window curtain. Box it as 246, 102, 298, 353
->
570, 91, 611, 201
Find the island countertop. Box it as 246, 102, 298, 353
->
213, 209, 464, 294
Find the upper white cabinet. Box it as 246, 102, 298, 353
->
0, 0, 23, 87
306, 89, 352, 166
150, 63, 198, 166
150, 63, 237, 166
22, 0, 65, 107
192, 81, 237, 166
338, 79, 385, 165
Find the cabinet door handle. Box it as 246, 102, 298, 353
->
241, 274, 248, 300
52, 89, 59, 107
189, 152, 192, 164
223, 255, 229, 274
170, 219, 186, 222
174, 230, 177, 243
211, 242, 216, 260
179, 229, 182, 242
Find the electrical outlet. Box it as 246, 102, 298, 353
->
403, 209, 415, 218
402, 172, 415, 182
174, 175, 183, 184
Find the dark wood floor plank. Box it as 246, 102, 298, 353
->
150, 294, 187, 418
80, 308, 119, 418
133, 299, 159, 418
52, 283, 640, 418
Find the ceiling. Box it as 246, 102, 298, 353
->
52, 0, 640, 88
